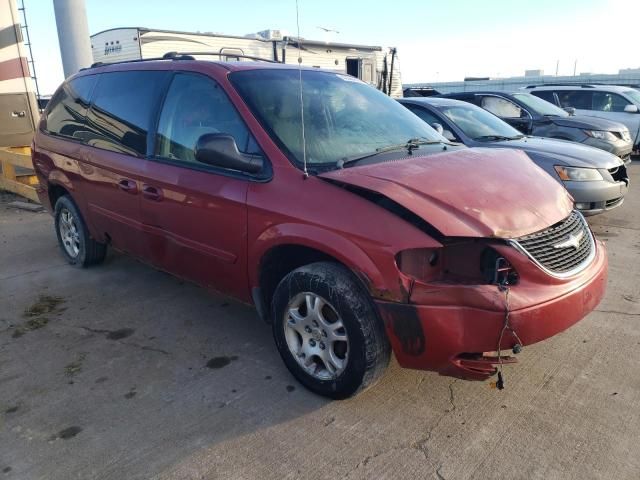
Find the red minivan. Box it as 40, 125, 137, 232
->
32, 57, 608, 398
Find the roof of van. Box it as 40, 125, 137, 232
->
79, 57, 351, 75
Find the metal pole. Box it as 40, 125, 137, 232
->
53, 0, 92, 77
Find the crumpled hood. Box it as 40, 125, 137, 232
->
319, 148, 573, 239
551, 114, 627, 132
488, 136, 623, 169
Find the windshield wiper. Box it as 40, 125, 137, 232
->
336, 138, 443, 168
474, 135, 523, 142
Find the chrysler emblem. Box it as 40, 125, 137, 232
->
553, 230, 584, 250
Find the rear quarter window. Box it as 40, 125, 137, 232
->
85, 70, 169, 156
43, 75, 98, 140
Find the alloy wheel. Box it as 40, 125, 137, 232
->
283, 292, 349, 380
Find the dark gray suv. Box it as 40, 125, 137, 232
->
441, 91, 633, 162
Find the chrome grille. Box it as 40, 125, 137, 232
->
512, 211, 594, 276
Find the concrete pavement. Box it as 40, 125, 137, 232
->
1, 163, 639, 479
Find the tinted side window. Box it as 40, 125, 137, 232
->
43, 75, 97, 140
155, 73, 260, 164
592, 92, 631, 112
557, 90, 592, 109
531, 90, 557, 105
481, 96, 522, 118
85, 71, 168, 156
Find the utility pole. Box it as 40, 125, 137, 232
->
573, 59, 577, 76
53, 0, 92, 77
555, 59, 559, 76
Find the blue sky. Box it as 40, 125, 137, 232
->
25, 0, 640, 94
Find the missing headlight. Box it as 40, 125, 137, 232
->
481, 248, 519, 286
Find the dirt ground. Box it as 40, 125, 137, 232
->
1, 163, 639, 480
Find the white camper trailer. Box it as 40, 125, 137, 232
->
90, 27, 402, 97
0, 0, 39, 147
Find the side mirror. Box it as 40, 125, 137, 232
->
442, 130, 457, 142
431, 122, 444, 135
195, 133, 263, 174
563, 107, 576, 115
624, 104, 639, 113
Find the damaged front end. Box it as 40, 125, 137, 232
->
380, 237, 523, 380
318, 149, 607, 382
375, 217, 607, 382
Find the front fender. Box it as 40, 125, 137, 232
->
249, 222, 410, 302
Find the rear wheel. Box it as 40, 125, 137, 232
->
271, 262, 390, 399
54, 195, 106, 267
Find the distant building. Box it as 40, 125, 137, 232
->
525, 69, 544, 77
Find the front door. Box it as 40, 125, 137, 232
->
139, 72, 260, 300
589, 91, 640, 145
558, 90, 640, 144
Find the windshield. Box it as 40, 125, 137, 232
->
623, 89, 640, 105
438, 103, 522, 140
230, 69, 444, 167
512, 93, 568, 117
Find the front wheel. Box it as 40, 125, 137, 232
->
271, 262, 390, 399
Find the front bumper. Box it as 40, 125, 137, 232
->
566, 178, 628, 216
582, 137, 633, 160
376, 239, 608, 380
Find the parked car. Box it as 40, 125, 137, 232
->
440, 91, 633, 162
399, 97, 629, 215
526, 84, 640, 151
33, 58, 607, 398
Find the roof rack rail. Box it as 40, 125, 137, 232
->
162, 51, 279, 63
525, 83, 596, 89
89, 56, 169, 68
87, 51, 278, 70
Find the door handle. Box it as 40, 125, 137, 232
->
11, 111, 26, 118
118, 179, 138, 194
142, 184, 163, 201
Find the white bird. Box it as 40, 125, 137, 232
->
317, 26, 340, 34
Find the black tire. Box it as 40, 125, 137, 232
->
54, 195, 106, 267
271, 262, 390, 399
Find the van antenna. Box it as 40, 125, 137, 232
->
295, 0, 308, 178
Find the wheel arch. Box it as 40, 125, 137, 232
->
250, 223, 402, 323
